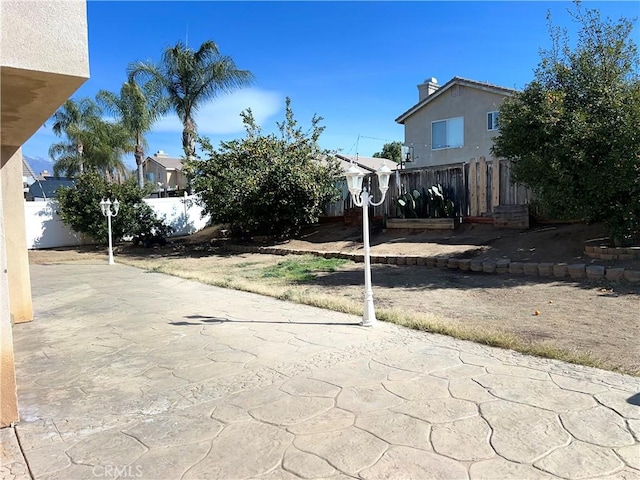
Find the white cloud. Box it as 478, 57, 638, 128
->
153, 88, 282, 135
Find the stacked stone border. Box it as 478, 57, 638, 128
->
220, 243, 640, 284
585, 245, 640, 261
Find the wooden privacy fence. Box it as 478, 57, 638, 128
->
467, 157, 533, 216
324, 157, 533, 219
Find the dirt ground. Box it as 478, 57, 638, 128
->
29, 221, 640, 375
272, 221, 640, 268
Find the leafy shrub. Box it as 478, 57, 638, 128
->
186, 98, 342, 239
491, 4, 640, 246
56, 170, 173, 244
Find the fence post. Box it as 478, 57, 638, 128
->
478, 157, 487, 215
469, 158, 478, 216
491, 157, 500, 211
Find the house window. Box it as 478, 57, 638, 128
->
488, 111, 499, 131
432, 116, 464, 150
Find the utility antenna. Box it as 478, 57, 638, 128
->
186, 24, 189, 47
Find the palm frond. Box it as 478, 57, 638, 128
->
129, 39, 255, 157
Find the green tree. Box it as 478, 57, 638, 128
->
129, 40, 254, 159
187, 98, 342, 238
373, 141, 402, 163
49, 98, 101, 176
56, 171, 172, 244
492, 3, 640, 245
49, 98, 132, 180
86, 119, 133, 182
97, 79, 169, 188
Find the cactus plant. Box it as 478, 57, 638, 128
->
396, 191, 417, 218
396, 183, 456, 219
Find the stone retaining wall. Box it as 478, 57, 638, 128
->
493, 205, 529, 229
585, 245, 640, 261
220, 244, 640, 284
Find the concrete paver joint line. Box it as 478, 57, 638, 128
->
8, 263, 640, 479
1, 426, 33, 480
15, 427, 36, 480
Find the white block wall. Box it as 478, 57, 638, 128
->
24, 201, 86, 249
24, 195, 210, 249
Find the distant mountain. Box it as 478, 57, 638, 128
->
23, 155, 54, 177
24, 154, 137, 176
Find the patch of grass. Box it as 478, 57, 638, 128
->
374, 309, 608, 372
261, 256, 349, 282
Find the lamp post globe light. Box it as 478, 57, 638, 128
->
99, 198, 120, 265
345, 162, 392, 327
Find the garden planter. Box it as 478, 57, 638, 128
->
386, 218, 459, 230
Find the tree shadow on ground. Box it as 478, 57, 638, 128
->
119, 244, 230, 260
170, 314, 360, 327
283, 222, 611, 249
627, 393, 640, 406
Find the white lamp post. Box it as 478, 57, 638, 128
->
99, 198, 120, 265
345, 162, 392, 326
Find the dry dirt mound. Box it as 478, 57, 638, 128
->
214, 221, 638, 271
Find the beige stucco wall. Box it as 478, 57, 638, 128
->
0, 166, 18, 427
1, 147, 33, 324
0, 0, 89, 427
167, 170, 178, 188
144, 162, 187, 191
144, 161, 167, 185
167, 170, 187, 190
1, 0, 90, 148
403, 87, 509, 168
1, 1, 88, 76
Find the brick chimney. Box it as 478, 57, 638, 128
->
417, 77, 439, 102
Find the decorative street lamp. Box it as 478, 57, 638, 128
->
345, 162, 392, 327
99, 198, 120, 265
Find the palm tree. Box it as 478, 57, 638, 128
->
129, 40, 254, 159
97, 79, 168, 187
83, 118, 133, 182
49, 98, 101, 175
50, 100, 132, 181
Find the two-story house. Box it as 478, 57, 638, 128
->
395, 76, 515, 168
142, 150, 188, 197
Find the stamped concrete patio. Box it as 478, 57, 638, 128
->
2, 262, 639, 479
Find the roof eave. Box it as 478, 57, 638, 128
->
395, 76, 517, 124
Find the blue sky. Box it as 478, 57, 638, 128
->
23, 1, 639, 173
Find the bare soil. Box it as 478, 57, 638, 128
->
29, 221, 640, 375
270, 221, 640, 269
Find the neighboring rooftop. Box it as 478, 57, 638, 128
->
146, 151, 183, 170
26, 177, 74, 200
335, 154, 398, 173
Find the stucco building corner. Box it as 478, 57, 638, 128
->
0, 0, 89, 427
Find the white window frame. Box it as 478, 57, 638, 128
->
487, 111, 499, 131
431, 116, 464, 150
